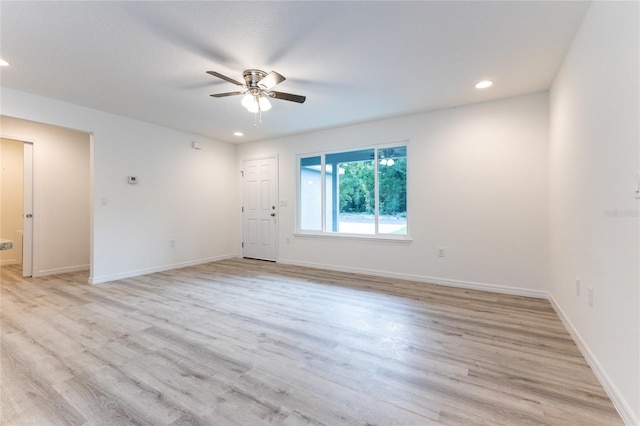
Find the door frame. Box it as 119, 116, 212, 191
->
2, 122, 94, 282
22, 142, 33, 277
241, 155, 279, 261
0, 134, 35, 277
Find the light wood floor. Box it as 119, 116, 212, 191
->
1, 259, 622, 425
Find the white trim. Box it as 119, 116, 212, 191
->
296, 139, 410, 159
277, 258, 548, 299
88, 254, 237, 284
1, 134, 36, 278
293, 232, 412, 243
296, 142, 409, 237
548, 295, 639, 426
0, 133, 38, 144
88, 133, 95, 286
35, 264, 90, 277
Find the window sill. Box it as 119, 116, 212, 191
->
293, 232, 413, 243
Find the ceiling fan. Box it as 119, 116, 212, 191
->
207, 69, 306, 113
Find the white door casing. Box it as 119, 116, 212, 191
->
242, 157, 277, 261
23, 142, 33, 277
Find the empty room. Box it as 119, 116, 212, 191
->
0, 1, 638, 425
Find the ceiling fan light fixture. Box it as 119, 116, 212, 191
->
241, 92, 272, 113
242, 93, 256, 110
246, 100, 260, 113
208, 69, 305, 116
258, 95, 272, 111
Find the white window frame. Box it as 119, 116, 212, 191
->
296, 142, 410, 242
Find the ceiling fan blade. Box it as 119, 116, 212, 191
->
210, 92, 244, 98
258, 71, 286, 90
269, 91, 306, 104
206, 71, 244, 86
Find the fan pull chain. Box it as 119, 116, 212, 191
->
253, 108, 263, 126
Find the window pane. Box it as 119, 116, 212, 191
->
300, 156, 322, 231
378, 146, 407, 235
298, 145, 408, 237
327, 149, 375, 234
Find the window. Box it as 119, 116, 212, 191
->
299, 145, 407, 236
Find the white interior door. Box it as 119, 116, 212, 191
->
23, 142, 33, 277
242, 157, 278, 261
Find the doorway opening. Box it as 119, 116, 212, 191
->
1, 116, 91, 280
0, 138, 32, 277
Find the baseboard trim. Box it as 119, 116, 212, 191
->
88, 255, 236, 284
548, 295, 638, 426
35, 264, 90, 277
277, 258, 549, 299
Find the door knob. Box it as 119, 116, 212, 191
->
270, 213, 276, 217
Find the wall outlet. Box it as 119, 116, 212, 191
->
437, 247, 445, 257
169, 239, 175, 248
575, 278, 580, 296
588, 287, 593, 307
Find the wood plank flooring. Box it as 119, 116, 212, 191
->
1, 258, 622, 425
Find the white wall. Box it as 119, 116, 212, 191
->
237, 92, 549, 296
549, 1, 639, 423
1, 118, 90, 275
1, 88, 240, 283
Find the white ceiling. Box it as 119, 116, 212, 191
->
0, 1, 590, 143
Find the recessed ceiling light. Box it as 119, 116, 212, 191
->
475, 80, 493, 89
233, 132, 244, 137
0, 59, 10, 67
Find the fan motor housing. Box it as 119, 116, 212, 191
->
243, 69, 267, 88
